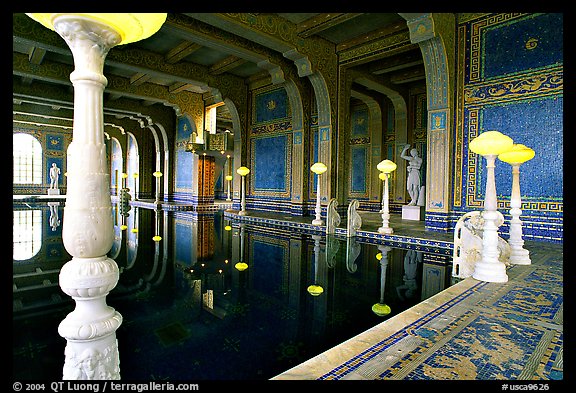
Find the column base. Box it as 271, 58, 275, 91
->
238, 210, 248, 216
48, 188, 61, 195
312, 219, 324, 226
509, 248, 531, 265
378, 226, 394, 234
472, 260, 508, 283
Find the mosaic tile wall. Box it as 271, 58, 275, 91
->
248, 86, 293, 207
455, 12, 563, 243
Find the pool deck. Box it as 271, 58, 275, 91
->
220, 207, 563, 382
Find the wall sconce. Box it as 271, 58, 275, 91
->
376, 160, 397, 234
498, 143, 535, 265
236, 166, 250, 216
310, 162, 328, 226
469, 130, 514, 283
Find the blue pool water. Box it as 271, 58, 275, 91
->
13, 202, 454, 380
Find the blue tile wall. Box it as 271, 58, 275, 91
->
482, 13, 563, 80
255, 89, 289, 123
254, 135, 288, 192
351, 146, 367, 193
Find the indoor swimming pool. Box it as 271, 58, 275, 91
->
13, 201, 454, 380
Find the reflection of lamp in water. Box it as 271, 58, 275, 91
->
152, 209, 162, 242
236, 166, 250, 216
26, 12, 167, 380
225, 175, 233, 201
498, 143, 535, 265
310, 162, 328, 226
235, 224, 248, 271
372, 245, 391, 317
377, 160, 397, 234
469, 131, 514, 282
307, 235, 324, 296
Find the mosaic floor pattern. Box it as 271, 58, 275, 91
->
272, 241, 563, 381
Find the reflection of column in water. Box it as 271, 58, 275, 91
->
307, 235, 324, 296
235, 224, 248, 271
373, 245, 391, 317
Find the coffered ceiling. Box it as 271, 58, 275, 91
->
13, 13, 427, 128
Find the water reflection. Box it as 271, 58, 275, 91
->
13, 202, 453, 380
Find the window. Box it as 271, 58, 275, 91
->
13, 133, 42, 184
13, 209, 42, 260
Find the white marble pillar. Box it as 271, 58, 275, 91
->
53, 16, 122, 380
507, 163, 531, 265
472, 154, 508, 283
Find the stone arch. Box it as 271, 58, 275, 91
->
400, 13, 455, 228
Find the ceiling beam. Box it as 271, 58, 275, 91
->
369, 50, 423, 75
390, 66, 426, 84
130, 72, 152, 86
28, 46, 46, 64
297, 13, 363, 38
165, 41, 202, 64
336, 21, 408, 52
210, 55, 247, 75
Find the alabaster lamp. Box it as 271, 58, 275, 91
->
25, 13, 167, 380
153, 170, 163, 204
377, 160, 397, 234
498, 143, 535, 265
372, 246, 392, 317
469, 130, 514, 283
310, 162, 328, 226
225, 175, 233, 201
236, 166, 250, 216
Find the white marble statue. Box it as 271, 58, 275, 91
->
396, 249, 423, 300
400, 144, 423, 206
49, 162, 61, 189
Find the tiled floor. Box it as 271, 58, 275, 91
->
218, 207, 563, 382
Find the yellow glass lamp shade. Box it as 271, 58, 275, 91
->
131, 228, 138, 233
235, 262, 248, 271
133, 173, 139, 178
378, 172, 388, 181
469, 131, 513, 156
120, 224, 128, 231
153, 171, 163, 178
224, 225, 232, 231
121, 173, 128, 179
372, 303, 391, 317
307, 284, 324, 296
377, 159, 397, 173
498, 144, 535, 165
225, 175, 233, 181
237, 166, 250, 177
152, 235, 162, 242
310, 162, 328, 175
376, 252, 383, 260
26, 13, 167, 45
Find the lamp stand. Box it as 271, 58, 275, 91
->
312, 174, 324, 226
508, 163, 531, 265
239, 175, 247, 216
378, 173, 393, 234
55, 16, 121, 379
472, 154, 508, 282
226, 178, 232, 201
